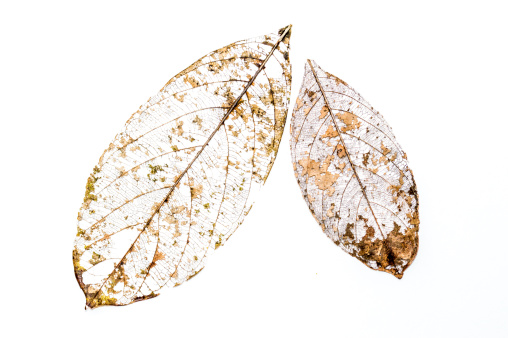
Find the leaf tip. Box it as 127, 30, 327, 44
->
306, 59, 318, 71
278, 24, 292, 38
85, 298, 97, 310
393, 271, 404, 279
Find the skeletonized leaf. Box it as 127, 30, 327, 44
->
73, 26, 292, 308
290, 60, 419, 278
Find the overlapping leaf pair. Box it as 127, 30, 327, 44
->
73, 25, 419, 308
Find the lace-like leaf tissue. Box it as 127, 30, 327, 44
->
73, 26, 292, 308
290, 60, 418, 278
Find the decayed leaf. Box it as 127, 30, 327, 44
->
290, 60, 419, 278
74, 25, 292, 308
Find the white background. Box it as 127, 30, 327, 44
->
1, 0, 507, 337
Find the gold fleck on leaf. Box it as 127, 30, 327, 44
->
321, 125, 339, 139
336, 144, 346, 158
73, 25, 292, 308
295, 97, 304, 110
319, 106, 329, 119
290, 60, 419, 278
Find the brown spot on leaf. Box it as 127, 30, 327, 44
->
336, 144, 347, 158
380, 142, 391, 155
321, 125, 339, 139
298, 156, 339, 191
192, 116, 203, 130
336, 111, 361, 132
326, 203, 335, 218
319, 106, 329, 119
184, 75, 200, 88
296, 97, 303, 110
190, 179, 203, 199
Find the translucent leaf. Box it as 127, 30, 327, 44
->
73, 25, 292, 308
290, 60, 419, 278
